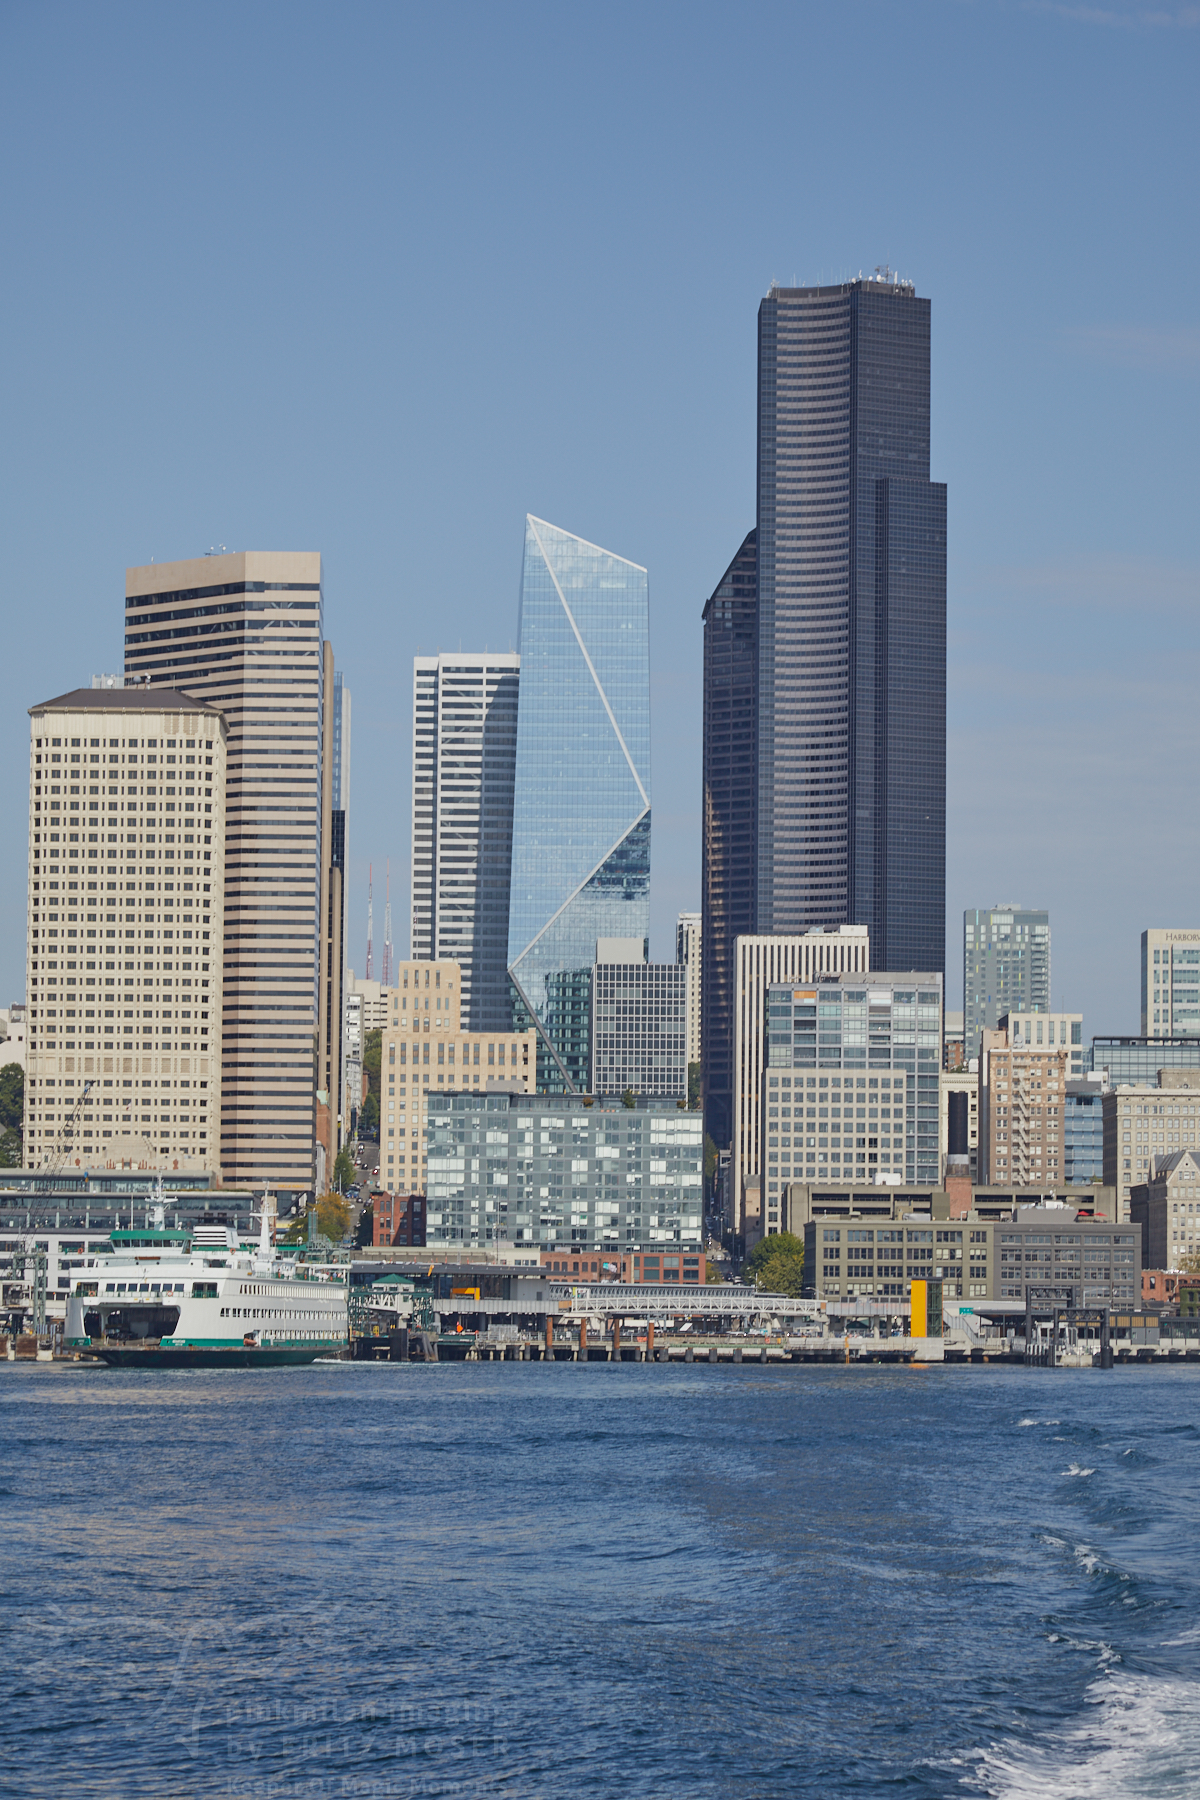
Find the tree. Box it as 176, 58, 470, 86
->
316, 1192, 352, 1242
622, 1088, 636, 1109
333, 1147, 355, 1190
363, 1029, 382, 1098
704, 1133, 718, 1187
705, 1258, 728, 1285
1180, 1247, 1200, 1277
359, 1091, 379, 1135
0, 1063, 23, 1134
746, 1230, 806, 1298
687, 1062, 702, 1110
355, 1202, 375, 1249
0, 1126, 21, 1169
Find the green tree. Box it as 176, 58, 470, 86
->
316, 1192, 352, 1241
0, 1126, 21, 1168
0, 1063, 23, 1134
704, 1133, 718, 1187
705, 1258, 727, 1285
355, 1201, 375, 1249
359, 1091, 379, 1134
363, 1029, 382, 1098
687, 1061, 702, 1110
622, 1088, 636, 1109
746, 1230, 806, 1298
333, 1146, 355, 1190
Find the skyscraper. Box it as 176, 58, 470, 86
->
1141, 929, 1200, 1039
124, 551, 324, 1194
507, 517, 650, 1092
411, 652, 520, 1030
23, 685, 226, 1174
756, 274, 946, 973
701, 528, 757, 1151
675, 911, 701, 1070
317, 645, 350, 1182
963, 906, 1050, 1054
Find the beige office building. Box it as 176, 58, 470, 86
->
676, 912, 701, 1068
24, 686, 226, 1175
999, 1009, 1085, 1079
979, 1024, 1068, 1185
379, 959, 536, 1192
1142, 929, 1200, 1038
125, 551, 324, 1194
732, 926, 870, 1234
1104, 1069, 1200, 1218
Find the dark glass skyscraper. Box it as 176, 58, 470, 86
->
701, 529, 757, 1151
756, 274, 946, 974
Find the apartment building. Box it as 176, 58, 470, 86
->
675, 912, 701, 1068
1103, 1069, 1200, 1218
979, 1023, 1068, 1185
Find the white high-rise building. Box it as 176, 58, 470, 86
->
731, 927, 870, 1235
676, 912, 701, 1069
411, 654, 519, 1031
24, 685, 226, 1175
1142, 929, 1200, 1039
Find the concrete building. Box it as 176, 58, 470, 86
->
1104, 1070, 1200, 1218
591, 939, 688, 1102
979, 1023, 1068, 1186
0, 1005, 27, 1074
124, 551, 325, 1195
23, 686, 226, 1177
797, 1189, 1136, 1309
411, 653, 519, 1031
1000, 1010, 1084, 1079
379, 959, 536, 1193
757, 966, 941, 1235
731, 927, 870, 1237
1141, 929, 1200, 1039
943, 1010, 966, 1070
676, 912, 701, 1070
939, 1069, 979, 1183
538, 1246, 706, 1283
425, 1091, 703, 1253
1130, 1149, 1200, 1272
964, 907, 1050, 1055
316, 646, 350, 1187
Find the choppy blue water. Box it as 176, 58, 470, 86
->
2, 1361, 1198, 1799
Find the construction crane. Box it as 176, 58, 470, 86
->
36, 1079, 94, 1193
365, 861, 374, 980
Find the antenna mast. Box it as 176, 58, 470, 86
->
365, 862, 374, 981
382, 860, 393, 989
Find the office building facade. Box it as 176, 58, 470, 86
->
675, 911, 702, 1069
756, 276, 946, 973
701, 528, 757, 1152
507, 518, 650, 1091
964, 907, 1050, 1055
1130, 1150, 1200, 1270
379, 958, 536, 1193
1104, 1070, 1200, 1217
24, 687, 226, 1175
1000, 1010, 1085, 1079
412, 653, 519, 1031
124, 551, 324, 1193
759, 969, 941, 1231
1142, 929, 1200, 1038
425, 1092, 702, 1251
1092, 1038, 1200, 1085
732, 927, 870, 1234
1064, 1081, 1105, 1184
591, 939, 688, 1101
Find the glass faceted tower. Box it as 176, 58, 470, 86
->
507, 516, 650, 1091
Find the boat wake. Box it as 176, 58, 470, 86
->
970, 1670, 1200, 1799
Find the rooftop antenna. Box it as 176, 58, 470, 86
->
365, 862, 374, 981
382, 860, 393, 989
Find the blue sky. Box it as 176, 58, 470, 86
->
1, 0, 1197, 1034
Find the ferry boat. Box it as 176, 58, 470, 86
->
64, 1201, 348, 1367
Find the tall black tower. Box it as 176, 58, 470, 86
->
701, 528, 757, 1152
756, 273, 946, 974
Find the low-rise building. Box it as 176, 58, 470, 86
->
1129, 1148, 1200, 1272
791, 1183, 1137, 1309
425, 1092, 703, 1252
539, 1246, 706, 1283
372, 1192, 426, 1248
1142, 1269, 1183, 1309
